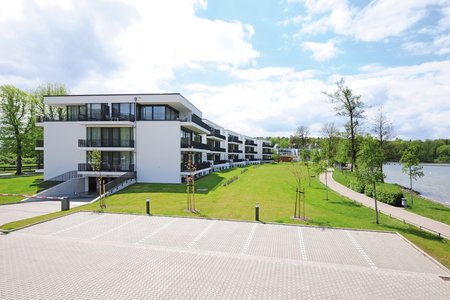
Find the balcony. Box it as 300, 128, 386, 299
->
181, 141, 210, 151
181, 161, 211, 172
228, 149, 243, 154
233, 159, 245, 162
228, 136, 243, 144
263, 142, 273, 147
210, 146, 226, 152
37, 114, 135, 123
78, 163, 134, 172
207, 130, 226, 140
213, 159, 229, 165
245, 140, 257, 146
78, 139, 135, 148
36, 140, 44, 148
180, 115, 211, 134
245, 149, 257, 154
263, 150, 273, 154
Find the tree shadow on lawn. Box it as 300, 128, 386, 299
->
382, 223, 445, 242
117, 172, 227, 195
328, 200, 362, 207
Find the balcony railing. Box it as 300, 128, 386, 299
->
245, 140, 257, 146
262, 142, 273, 147
208, 130, 226, 140
181, 141, 210, 150
248, 158, 260, 161
213, 160, 229, 165
263, 150, 273, 154
228, 149, 243, 154
78, 163, 135, 172
181, 161, 211, 172
37, 114, 135, 122
233, 159, 245, 162
228, 136, 243, 144
78, 139, 135, 148
36, 140, 44, 147
245, 149, 257, 154
210, 146, 226, 152
180, 115, 211, 132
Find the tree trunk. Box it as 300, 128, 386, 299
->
373, 181, 379, 224
15, 136, 22, 175
409, 168, 414, 205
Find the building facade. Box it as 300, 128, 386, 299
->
36, 93, 273, 192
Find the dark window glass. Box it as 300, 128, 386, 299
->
153, 106, 165, 120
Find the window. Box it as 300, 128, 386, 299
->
67, 105, 86, 121
153, 106, 165, 120
112, 103, 135, 121
140, 106, 153, 120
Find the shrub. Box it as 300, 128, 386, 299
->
349, 180, 365, 193
376, 190, 404, 207
364, 185, 374, 197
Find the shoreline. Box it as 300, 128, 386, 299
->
388, 181, 450, 208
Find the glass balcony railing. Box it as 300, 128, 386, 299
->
78, 163, 134, 172
78, 139, 134, 148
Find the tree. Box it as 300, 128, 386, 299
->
323, 78, 365, 172
89, 149, 105, 208
0, 85, 36, 175
400, 145, 424, 205
296, 125, 310, 150
32, 83, 69, 121
372, 107, 393, 182
300, 148, 312, 187
321, 123, 338, 166
311, 148, 329, 200
357, 135, 384, 224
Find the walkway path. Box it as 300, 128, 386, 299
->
320, 171, 450, 239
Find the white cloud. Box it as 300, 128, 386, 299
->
294, 0, 450, 43
0, 0, 259, 93
302, 40, 342, 61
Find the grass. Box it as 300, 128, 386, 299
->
0, 174, 60, 204
333, 170, 450, 225
1, 164, 449, 268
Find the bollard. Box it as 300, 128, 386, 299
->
255, 203, 259, 221
146, 198, 151, 215
61, 198, 70, 211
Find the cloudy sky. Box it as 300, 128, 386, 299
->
1, 0, 450, 139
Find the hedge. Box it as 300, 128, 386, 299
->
348, 180, 404, 207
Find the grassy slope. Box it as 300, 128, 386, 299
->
333, 170, 450, 226
1, 164, 449, 268
0, 174, 58, 204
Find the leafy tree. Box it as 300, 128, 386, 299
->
357, 135, 384, 224
321, 123, 338, 166
0, 85, 36, 175
311, 148, 329, 200
400, 145, 424, 205
334, 135, 350, 170
436, 145, 450, 163
295, 125, 310, 150
32, 83, 69, 121
323, 78, 365, 172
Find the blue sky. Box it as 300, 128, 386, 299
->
1, 0, 450, 139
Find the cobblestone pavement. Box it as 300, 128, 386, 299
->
0, 200, 85, 226
320, 171, 450, 239
1, 212, 449, 299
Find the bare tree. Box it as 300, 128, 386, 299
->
323, 78, 365, 172
372, 107, 393, 182
32, 83, 69, 120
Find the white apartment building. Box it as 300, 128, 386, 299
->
36, 93, 273, 192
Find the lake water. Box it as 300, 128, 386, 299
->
383, 163, 450, 205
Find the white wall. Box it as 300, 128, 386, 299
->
136, 121, 181, 183
44, 122, 85, 180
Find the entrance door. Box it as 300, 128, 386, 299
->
88, 177, 97, 194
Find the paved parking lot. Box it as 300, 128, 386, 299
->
0, 200, 86, 226
1, 212, 449, 299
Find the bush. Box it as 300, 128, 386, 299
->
349, 180, 365, 193
376, 190, 404, 207
364, 185, 374, 197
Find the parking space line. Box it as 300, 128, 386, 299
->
241, 223, 257, 255
48, 214, 107, 237
187, 220, 217, 248
346, 231, 377, 269
91, 216, 142, 240
135, 218, 177, 245
298, 227, 308, 260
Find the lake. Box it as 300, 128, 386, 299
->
383, 163, 450, 205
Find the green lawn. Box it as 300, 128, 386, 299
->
0, 174, 59, 204
333, 170, 450, 225
1, 164, 449, 268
